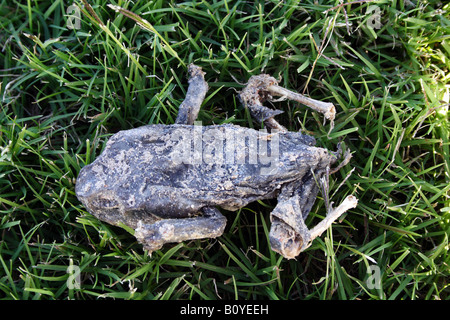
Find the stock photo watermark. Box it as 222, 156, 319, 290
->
66, 263, 81, 289
65, 2, 384, 31
168, 122, 281, 175
366, 5, 382, 29
66, 3, 81, 30
366, 265, 382, 290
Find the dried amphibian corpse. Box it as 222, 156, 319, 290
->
76, 65, 358, 259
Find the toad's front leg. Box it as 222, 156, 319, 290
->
175, 64, 208, 125
134, 207, 226, 253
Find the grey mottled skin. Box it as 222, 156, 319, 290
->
76, 65, 349, 259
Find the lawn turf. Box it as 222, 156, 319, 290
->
0, 0, 449, 300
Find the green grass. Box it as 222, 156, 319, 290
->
0, 0, 449, 300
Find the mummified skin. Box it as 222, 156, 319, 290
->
76, 64, 357, 259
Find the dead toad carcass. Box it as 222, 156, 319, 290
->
75, 65, 357, 259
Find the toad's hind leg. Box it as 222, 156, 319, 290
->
238, 74, 287, 132
238, 73, 336, 131
134, 207, 226, 253
175, 64, 209, 125
269, 171, 358, 259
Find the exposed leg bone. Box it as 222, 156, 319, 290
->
267, 84, 336, 125
269, 166, 356, 259
308, 195, 358, 240
269, 194, 358, 259
175, 64, 209, 125
239, 74, 336, 130
238, 74, 287, 131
